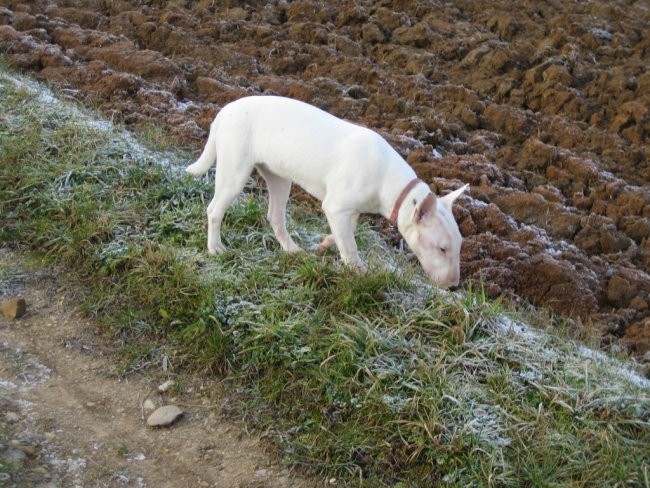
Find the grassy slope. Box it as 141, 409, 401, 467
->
1, 68, 648, 487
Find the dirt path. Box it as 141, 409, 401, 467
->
0, 249, 320, 487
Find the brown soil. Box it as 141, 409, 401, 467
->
0, 1, 648, 357
0, 249, 319, 487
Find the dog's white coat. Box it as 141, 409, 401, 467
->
187, 96, 467, 287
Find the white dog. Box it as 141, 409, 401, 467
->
187, 96, 468, 288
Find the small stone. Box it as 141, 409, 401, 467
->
146, 405, 183, 427
2, 297, 27, 319
157, 380, 175, 393
143, 399, 156, 411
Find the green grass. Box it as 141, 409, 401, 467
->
1, 67, 648, 487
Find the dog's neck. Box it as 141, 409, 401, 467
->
389, 178, 423, 224
388, 178, 431, 227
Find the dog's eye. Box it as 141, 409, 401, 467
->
439, 247, 447, 254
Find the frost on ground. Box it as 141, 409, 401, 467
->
495, 317, 649, 391
1, 66, 649, 485
1, 71, 182, 173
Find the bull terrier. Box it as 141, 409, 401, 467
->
186, 96, 468, 288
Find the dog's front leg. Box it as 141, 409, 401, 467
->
322, 207, 366, 273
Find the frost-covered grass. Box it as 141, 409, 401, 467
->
1, 67, 648, 487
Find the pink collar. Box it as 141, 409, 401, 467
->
389, 178, 424, 224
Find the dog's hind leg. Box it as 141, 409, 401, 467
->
257, 165, 300, 253
317, 214, 359, 254
206, 157, 252, 255
317, 234, 336, 253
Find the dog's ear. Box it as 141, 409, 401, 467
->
439, 184, 469, 212
413, 194, 436, 224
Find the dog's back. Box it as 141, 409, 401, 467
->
188, 96, 401, 202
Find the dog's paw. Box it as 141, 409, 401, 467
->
207, 244, 227, 255
284, 242, 301, 253
317, 235, 336, 254
356, 263, 369, 275
344, 260, 368, 274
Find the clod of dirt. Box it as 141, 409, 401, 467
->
2, 297, 27, 319
146, 405, 184, 427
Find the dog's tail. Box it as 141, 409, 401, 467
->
186, 121, 218, 176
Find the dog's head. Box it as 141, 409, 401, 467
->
400, 184, 468, 288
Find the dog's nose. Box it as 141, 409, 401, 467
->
439, 274, 459, 289
445, 278, 460, 289
434, 279, 459, 289
448, 271, 460, 288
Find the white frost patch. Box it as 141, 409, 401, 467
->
18, 357, 52, 386
174, 99, 200, 112
463, 405, 511, 448
45, 454, 87, 475
0, 70, 184, 171
443, 384, 512, 449
576, 345, 650, 390
381, 393, 410, 412
16, 399, 35, 411
83, 118, 115, 134
0, 343, 52, 389
599, 170, 618, 182
389, 133, 425, 152
495, 316, 544, 342
494, 316, 650, 392
590, 28, 612, 41
0, 379, 18, 390
1, 71, 59, 107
